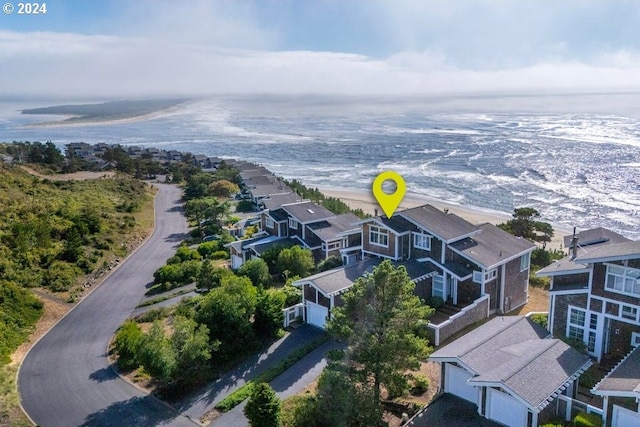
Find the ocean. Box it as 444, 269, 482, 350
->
1, 93, 639, 240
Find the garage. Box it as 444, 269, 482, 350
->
612, 405, 640, 427
487, 388, 527, 427
445, 364, 478, 405
306, 301, 329, 329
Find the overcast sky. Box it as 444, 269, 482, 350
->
2, 0, 640, 98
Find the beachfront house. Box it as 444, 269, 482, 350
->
291, 204, 536, 343
429, 316, 591, 427
537, 228, 640, 364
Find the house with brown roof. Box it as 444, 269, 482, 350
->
537, 228, 640, 363
429, 316, 591, 427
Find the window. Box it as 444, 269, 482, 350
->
413, 233, 431, 250
265, 217, 275, 228
473, 269, 497, 284
589, 314, 598, 330
288, 218, 298, 229
520, 252, 530, 272
605, 265, 640, 296
587, 331, 596, 353
323, 241, 340, 251
568, 307, 586, 341
622, 305, 638, 321
369, 226, 389, 247
632, 332, 640, 348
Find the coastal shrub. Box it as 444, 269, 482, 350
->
211, 250, 228, 260
277, 246, 315, 279
317, 256, 342, 272
236, 200, 253, 212
197, 241, 223, 258
428, 296, 444, 309
410, 374, 430, 395
530, 313, 548, 329
281, 394, 318, 427
113, 320, 143, 370
282, 278, 302, 306
573, 411, 603, 427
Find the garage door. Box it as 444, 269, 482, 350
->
612, 405, 640, 427
487, 388, 527, 427
306, 301, 328, 329
445, 364, 477, 405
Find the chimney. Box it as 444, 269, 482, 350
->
374, 208, 379, 217
571, 227, 578, 260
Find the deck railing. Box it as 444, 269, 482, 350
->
282, 303, 304, 328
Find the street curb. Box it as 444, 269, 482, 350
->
16, 183, 168, 426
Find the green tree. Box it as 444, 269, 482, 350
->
277, 246, 315, 279
137, 321, 176, 383
208, 179, 240, 198
317, 256, 342, 272
238, 258, 271, 288
498, 207, 554, 247
170, 316, 213, 383
254, 289, 286, 338
327, 260, 433, 405
113, 320, 144, 370
244, 383, 281, 427
194, 275, 257, 360
196, 263, 234, 290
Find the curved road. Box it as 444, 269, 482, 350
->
19, 184, 198, 427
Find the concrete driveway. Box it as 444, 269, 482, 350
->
407, 394, 502, 427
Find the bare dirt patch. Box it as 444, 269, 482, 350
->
19, 165, 116, 181
510, 285, 549, 315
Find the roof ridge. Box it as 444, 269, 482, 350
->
458, 316, 526, 358
498, 338, 558, 383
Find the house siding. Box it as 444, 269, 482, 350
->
362, 223, 397, 259
428, 296, 489, 345
608, 319, 640, 358
414, 277, 433, 302
457, 279, 480, 306
592, 262, 640, 306
552, 293, 588, 339
261, 213, 280, 236
504, 256, 529, 313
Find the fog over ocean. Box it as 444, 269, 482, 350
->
1, 93, 639, 240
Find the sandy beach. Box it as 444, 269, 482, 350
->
318, 186, 573, 251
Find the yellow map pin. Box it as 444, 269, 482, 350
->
372, 171, 406, 218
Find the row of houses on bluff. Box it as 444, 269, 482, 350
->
228, 160, 640, 427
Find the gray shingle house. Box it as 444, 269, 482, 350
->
430, 316, 591, 427
592, 346, 640, 426
537, 228, 640, 363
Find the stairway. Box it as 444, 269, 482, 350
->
439, 302, 462, 317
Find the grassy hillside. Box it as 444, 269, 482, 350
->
0, 162, 154, 363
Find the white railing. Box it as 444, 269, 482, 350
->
282, 303, 304, 328
557, 394, 603, 421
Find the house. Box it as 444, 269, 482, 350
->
429, 316, 591, 427
537, 228, 640, 362
294, 258, 433, 329
592, 346, 640, 427
355, 205, 536, 344
289, 204, 536, 344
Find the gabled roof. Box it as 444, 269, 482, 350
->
266, 208, 289, 222
242, 175, 279, 187
294, 258, 437, 297
356, 215, 414, 235
575, 241, 640, 263
250, 183, 292, 198
247, 236, 298, 256
592, 346, 640, 397
399, 205, 480, 243
281, 201, 334, 224
307, 213, 361, 242
538, 227, 634, 277
450, 223, 536, 270
430, 316, 591, 410
564, 227, 630, 249
260, 193, 305, 210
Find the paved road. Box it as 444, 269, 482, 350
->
18, 184, 197, 427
